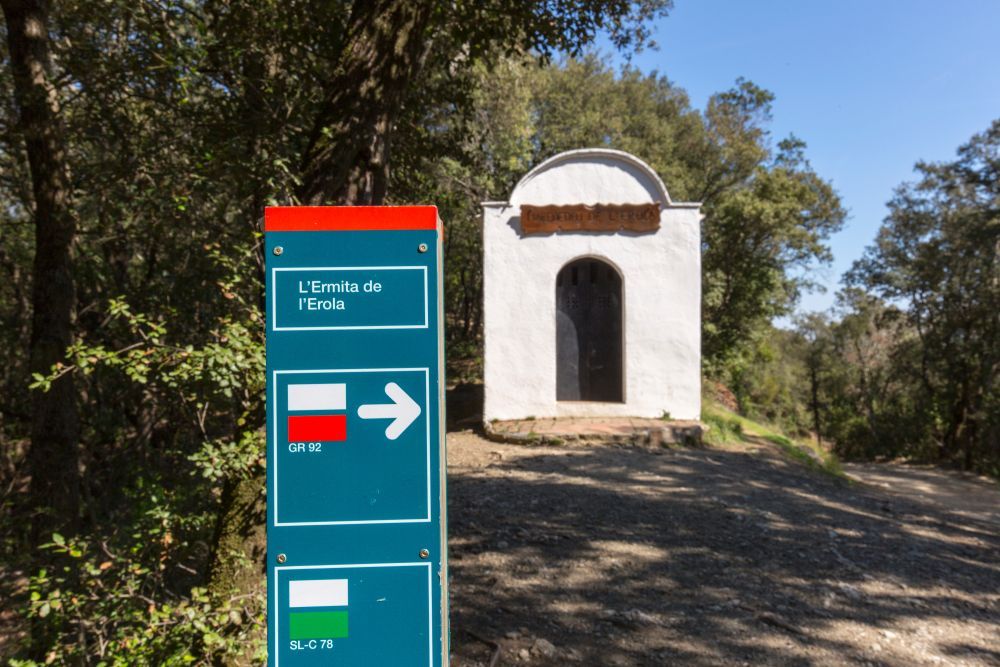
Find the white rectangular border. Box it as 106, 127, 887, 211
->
274, 562, 433, 667
272, 266, 428, 331
272, 368, 432, 527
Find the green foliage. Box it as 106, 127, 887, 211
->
762, 433, 845, 479
13, 272, 266, 662
733, 151, 999, 475
701, 399, 844, 479
15, 527, 263, 666
726, 325, 812, 428
702, 136, 846, 373
835, 120, 1000, 473
726, 300, 935, 465
701, 412, 744, 445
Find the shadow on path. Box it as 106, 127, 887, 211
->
844, 462, 1000, 528
447, 436, 1000, 666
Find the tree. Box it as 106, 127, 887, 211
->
2, 0, 80, 542
296, 0, 672, 205
823, 288, 914, 459
701, 134, 846, 372
848, 119, 1000, 471
797, 313, 832, 446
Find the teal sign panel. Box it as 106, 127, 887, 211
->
265, 206, 447, 667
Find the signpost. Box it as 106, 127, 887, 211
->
265, 206, 447, 666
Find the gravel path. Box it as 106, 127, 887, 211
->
447, 432, 1000, 666
843, 463, 1000, 529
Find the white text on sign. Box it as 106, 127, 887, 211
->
297, 280, 382, 311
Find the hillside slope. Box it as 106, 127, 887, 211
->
701, 399, 845, 478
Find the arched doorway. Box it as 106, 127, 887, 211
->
556, 257, 623, 401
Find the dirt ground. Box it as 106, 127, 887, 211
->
446, 432, 1000, 666
842, 464, 1000, 529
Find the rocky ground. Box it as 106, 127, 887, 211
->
446, 432, 1000, 666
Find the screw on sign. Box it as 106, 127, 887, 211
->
264, 206, 447, 666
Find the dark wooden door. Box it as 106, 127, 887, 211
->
556, 258, 623, 401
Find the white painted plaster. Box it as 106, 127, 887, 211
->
482, 149, 702, 421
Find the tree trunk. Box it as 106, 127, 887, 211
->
2, 0, 80, 541
207, 470, 267, 666
942, 380, 971, 464
296, 0, 435, 205
809, 361, 822, 447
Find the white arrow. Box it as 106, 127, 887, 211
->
357, 382, 421, 440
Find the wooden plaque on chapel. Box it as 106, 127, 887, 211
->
520, 203, 660, 234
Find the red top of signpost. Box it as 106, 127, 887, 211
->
264, 206, 438, 232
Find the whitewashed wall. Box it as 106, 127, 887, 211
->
482, 149, 702, 421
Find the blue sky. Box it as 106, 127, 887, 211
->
602, 0, 1000, 315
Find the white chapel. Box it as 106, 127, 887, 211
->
482, 148, 702, 422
